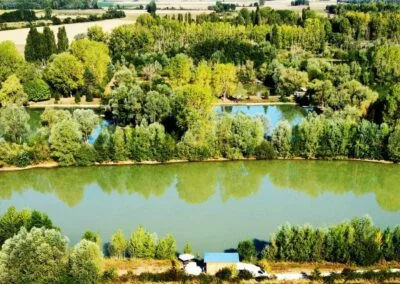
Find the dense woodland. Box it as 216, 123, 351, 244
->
2, 3, 400, 167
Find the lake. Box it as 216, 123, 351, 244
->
1, 160, 400, 252
216, 105, 310, 132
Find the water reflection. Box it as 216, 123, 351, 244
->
1, 161, 400, 211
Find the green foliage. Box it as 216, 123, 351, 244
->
146, 0, 156, 15
264, 216, 385, 265
57, 26, 69, 53
155, 234, 176, 260
0, 227, 68, 283
0, 74, 28, 106
40, 108, 72, 127
49, 119, 82, 166
87, 25, 108, 43
212, 63, 238, 99
70, 239, 103, 284
216, 113, 265, 159
82, 230, 102, 246
183, 243, 193, 254
0, 41, 24, 83
128, 225, 157, 259
109, 230, 128, 258
71, 39, 111, 87
272, 120, 292, 158
24, 78, 51, 102
237, 240, 257, 262
73, 109, 99, 141
388, 125, 400, 162
165, 54, 192, 86
45, 53, 84, 97
255, 140, 276, 160
215, 267, 232, 280
0, 104, 30, 143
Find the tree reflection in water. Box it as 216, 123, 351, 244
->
1, 160, 400, 211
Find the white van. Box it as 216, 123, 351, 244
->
237, 262, 269, 278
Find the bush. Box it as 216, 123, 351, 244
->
74, 144, 97, 166
255, 141, 276, 159
215, 267, 232, 280
24, 78, 51, 102
237, 269, 253, 280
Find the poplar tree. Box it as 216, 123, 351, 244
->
25, 27, 42, 62
43, 26, 57, 60
57, 26, 69, 53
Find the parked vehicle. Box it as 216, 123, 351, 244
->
237, 262, 269, 278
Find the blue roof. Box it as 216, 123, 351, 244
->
204, 253, 239, 263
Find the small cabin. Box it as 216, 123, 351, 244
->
204, 252, 239, 275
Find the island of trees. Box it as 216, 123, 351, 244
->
2, 2, 400, 168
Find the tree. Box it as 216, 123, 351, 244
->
155, 234, 176, 259
40, 108, 72, 127
49, 119, 82, 166
109, 230, 127, 258
0, 41, 24, 83
87, 25, 108, 43
43, 26, 57, 60
73, 109, 99, 141
237, 240, 257, 262
57, 26, 69, 53
71, 39, 111, 87
277, 67, 308, 97
0, 105, 30, 143
307, 79, 335, 108
45, 53, 84, 97
174, 84, 215, 132
183, 242, 193, 254
194, 60, 212, 88
25, 27, 44, 62
70, 239, 103, 284
143, 91, 171, 123
388, 126, 400, 162
212, 63, 238, 100
0, 75, 28, 106
24, 78, 51, 102
0, 206, 30, 246
272, 120, 292, 158
384, 83, 400, 125
81, 230, 102, 247
128, 225, 156, 258
165, 54, 192, 86
0, 227, 68, 284
146, 0, 156, 15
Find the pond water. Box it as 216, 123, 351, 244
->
28, 104, 309, 135
216, 105, 309, 132
1, 160, 399, 252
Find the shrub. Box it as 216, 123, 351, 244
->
74, 144, 97, 166
237, 269, 253, 280
215, 267, 232, 280
24, 78, 51, 102
255, 140, 276, 159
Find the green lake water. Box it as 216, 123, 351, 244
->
1, 160, 400, 252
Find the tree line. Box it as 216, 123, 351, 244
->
1, 206, 400, 283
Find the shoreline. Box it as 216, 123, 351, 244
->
25, 101, 299, 109
0, 156, 395, 173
